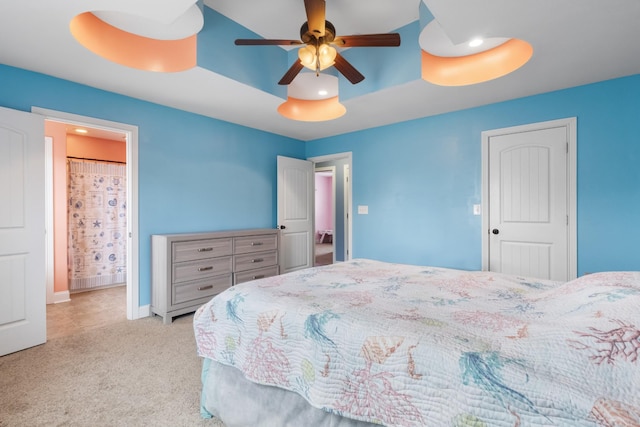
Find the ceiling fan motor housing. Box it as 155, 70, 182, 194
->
300, 21, 335, 44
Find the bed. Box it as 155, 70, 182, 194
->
193, 259, 640, 426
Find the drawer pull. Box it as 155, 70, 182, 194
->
250, 242, 263, 246
251, 258, 264, 263
198, 266, 213, 272
198, 285, 213, 291
253, 275, 265, 280
197, 247, 214, 252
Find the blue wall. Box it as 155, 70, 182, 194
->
307, 74, 640, 276
2, 63, 639, 310
0, 64, 304, 306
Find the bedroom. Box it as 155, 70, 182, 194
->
2, 72, 636, 308
1, 0, 639, 425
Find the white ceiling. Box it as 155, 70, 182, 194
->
1, 0, 639, 141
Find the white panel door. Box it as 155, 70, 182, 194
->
488, 126, 568, 281
277, 156, 314, 274
0, 106, 46, 356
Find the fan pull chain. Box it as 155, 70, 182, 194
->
315, 39, 321, 76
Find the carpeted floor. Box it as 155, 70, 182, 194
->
0, 304, 225, 426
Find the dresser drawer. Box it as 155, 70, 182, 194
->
234, 265, 279, 285
234, 234, 278, 254
234, 250, 278, 272
172, 275, 231, 305
152, 229, 279, 324
172, 238, 232, 262
173, 256, 232, 283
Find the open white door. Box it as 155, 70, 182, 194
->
277, 156, 314, 274
0, 106, 46, 356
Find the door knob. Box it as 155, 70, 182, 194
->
278, 225, 286, 230
492, 228, 499, 235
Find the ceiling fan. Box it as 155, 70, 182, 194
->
235, 0, 401, 85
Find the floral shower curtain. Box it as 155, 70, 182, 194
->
67, 159, 127, 291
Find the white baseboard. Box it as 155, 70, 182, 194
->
52, 290, 70, 304
137, 304, 151, 319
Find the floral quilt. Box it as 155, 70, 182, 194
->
194, 259, 640, 426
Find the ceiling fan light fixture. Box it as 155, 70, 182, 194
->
236, 0, 400, 85
298, 44, 336, 71
298, 45, 317, 68
317, 44, 337, 70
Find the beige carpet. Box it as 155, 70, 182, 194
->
0, 313, 225, 427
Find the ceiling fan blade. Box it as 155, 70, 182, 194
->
235, 39, 302, 46
304, 0, 326, 38
333, 52, 365, 84
333, 33, 401, 48
278, 60, 305, 85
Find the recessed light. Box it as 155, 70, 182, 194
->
318, 89, 328, 96
469, 38, 483, 48
75, 128, 88, 134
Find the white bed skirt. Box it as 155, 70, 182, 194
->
200, 359, 380, 427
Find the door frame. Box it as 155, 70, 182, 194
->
307, 152, 353, 261
44, 136, 55, 304
314, 166, 336, 265
481, 117, 577, 280
33, 107, 141, 320
343, 163, 350, 261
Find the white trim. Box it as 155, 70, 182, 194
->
52, 290, 71, 304
481, 117, 577, 280
308, 152, 353, 261
343, 163, 351, 261
138, 304, 151, 318
31, 107, 142, 319
44, 137, 55, 304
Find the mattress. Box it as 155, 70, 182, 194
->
194, 259, 640, 426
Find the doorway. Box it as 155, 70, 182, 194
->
66, 124, 127, 289
481, 118, 577, 281
309, 152, 352, 264
35, 107, 141, 322
314, 167, 335, 266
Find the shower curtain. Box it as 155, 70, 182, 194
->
67, 159, 127, 291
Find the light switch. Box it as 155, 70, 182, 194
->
357, 205, 369, 215
473, 204, 482, 215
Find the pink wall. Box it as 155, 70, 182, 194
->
44, 122, 126, 295
45, 121, 69, 294
67, 134, 126, 162
315, 174, 333, 237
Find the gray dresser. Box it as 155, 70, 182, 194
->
151, 228, 279, 324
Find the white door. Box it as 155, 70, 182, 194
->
277, 155, 314, 274
485, 121, 573, 281
0, 106, 46, 356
